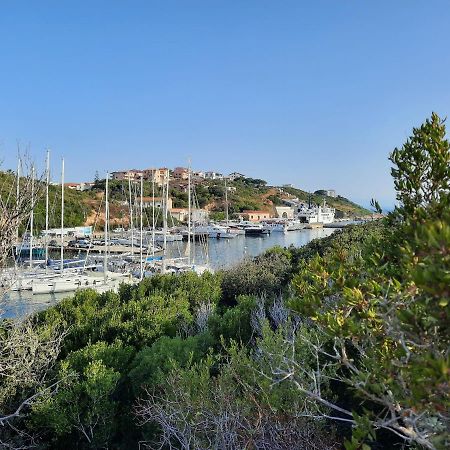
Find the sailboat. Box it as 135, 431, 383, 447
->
7, 154, 51, 291
31, 165, 129, 294
13, 163, 46, 263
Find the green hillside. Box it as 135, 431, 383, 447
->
1, 171, 370, 234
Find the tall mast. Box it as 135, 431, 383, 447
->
128, 176, 134, 257
140, 174, 143, 280
187, 160, 191, 265
224, 176, 229, 226
45, 149, 50, 265
104, 172, 109, 284
162, 173, 168, 274
60, 159, 64, 274
29, 165, 35, 268
15, 158, 21, 266
16, 157, 21, 241
152, 169, 155, 256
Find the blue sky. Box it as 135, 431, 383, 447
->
1, 1, 450, 209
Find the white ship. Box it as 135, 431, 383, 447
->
296, 200, 335, 225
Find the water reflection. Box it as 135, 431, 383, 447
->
1, 228, 335, 318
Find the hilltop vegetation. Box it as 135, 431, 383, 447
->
0, 113, 448, 449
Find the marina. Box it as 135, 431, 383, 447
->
2, 227, 335, 318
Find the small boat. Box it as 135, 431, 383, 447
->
195, 225, 237, 239
262, 220, 288, 233
14, 244, 45, 260
240, 223, 270, 236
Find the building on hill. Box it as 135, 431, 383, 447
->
112, 168, 169, 186
143, 168, 169, 186
111, 169, 144, 181
173, 167, 189, 180
193, 170, 205, 179
64, 182, 94, 192
227, 172, 245, 181
170, 208, 209, 223
238, 210, 272, 222
64, 183, 80, 190
205, 171, 223, 180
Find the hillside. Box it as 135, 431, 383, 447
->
1, 171, 370, 233
167, 176, 371, 219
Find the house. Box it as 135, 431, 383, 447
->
238, 210, 272, 222
141, 197, 173, 210
64, 182, 94, 192
111, 169, 143, 181
326, 189, 336, 198
170, 208, 209, 223
142, 168, 169, 186
193, 170, 205, 179
64, 183, 80, 190
80, 182, 95, 191
204, 171, 223, 180
173, 167, 189, 180
227, 172, 245, 181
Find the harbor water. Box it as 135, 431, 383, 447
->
1, 227, 335, 319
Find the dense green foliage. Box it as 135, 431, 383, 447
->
1, 113, 448, 449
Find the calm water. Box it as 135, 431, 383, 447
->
1, 228, 335, 319
165, 227, 335, 270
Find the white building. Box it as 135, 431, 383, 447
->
227, 172, 245, 181
205, 171, 223, 180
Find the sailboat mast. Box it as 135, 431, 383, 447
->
29, 165, 35, 268
60, 159, 64, 274
187, 161, 191, 265
224, 176, 229, 226
16, 158, 21, 242
152, 169, 155, 256
104, 172, 109, 284
128, 176, 134, 257
140, 175, 143, 280
45, 150, 50, 265
14, 158, 21, 265
162, 173, 168, 274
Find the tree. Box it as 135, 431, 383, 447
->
271, 113, 450, 449
0, 156, 65, 448
0, 319, 66, 448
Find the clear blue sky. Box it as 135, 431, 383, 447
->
1, 1, 450, 209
